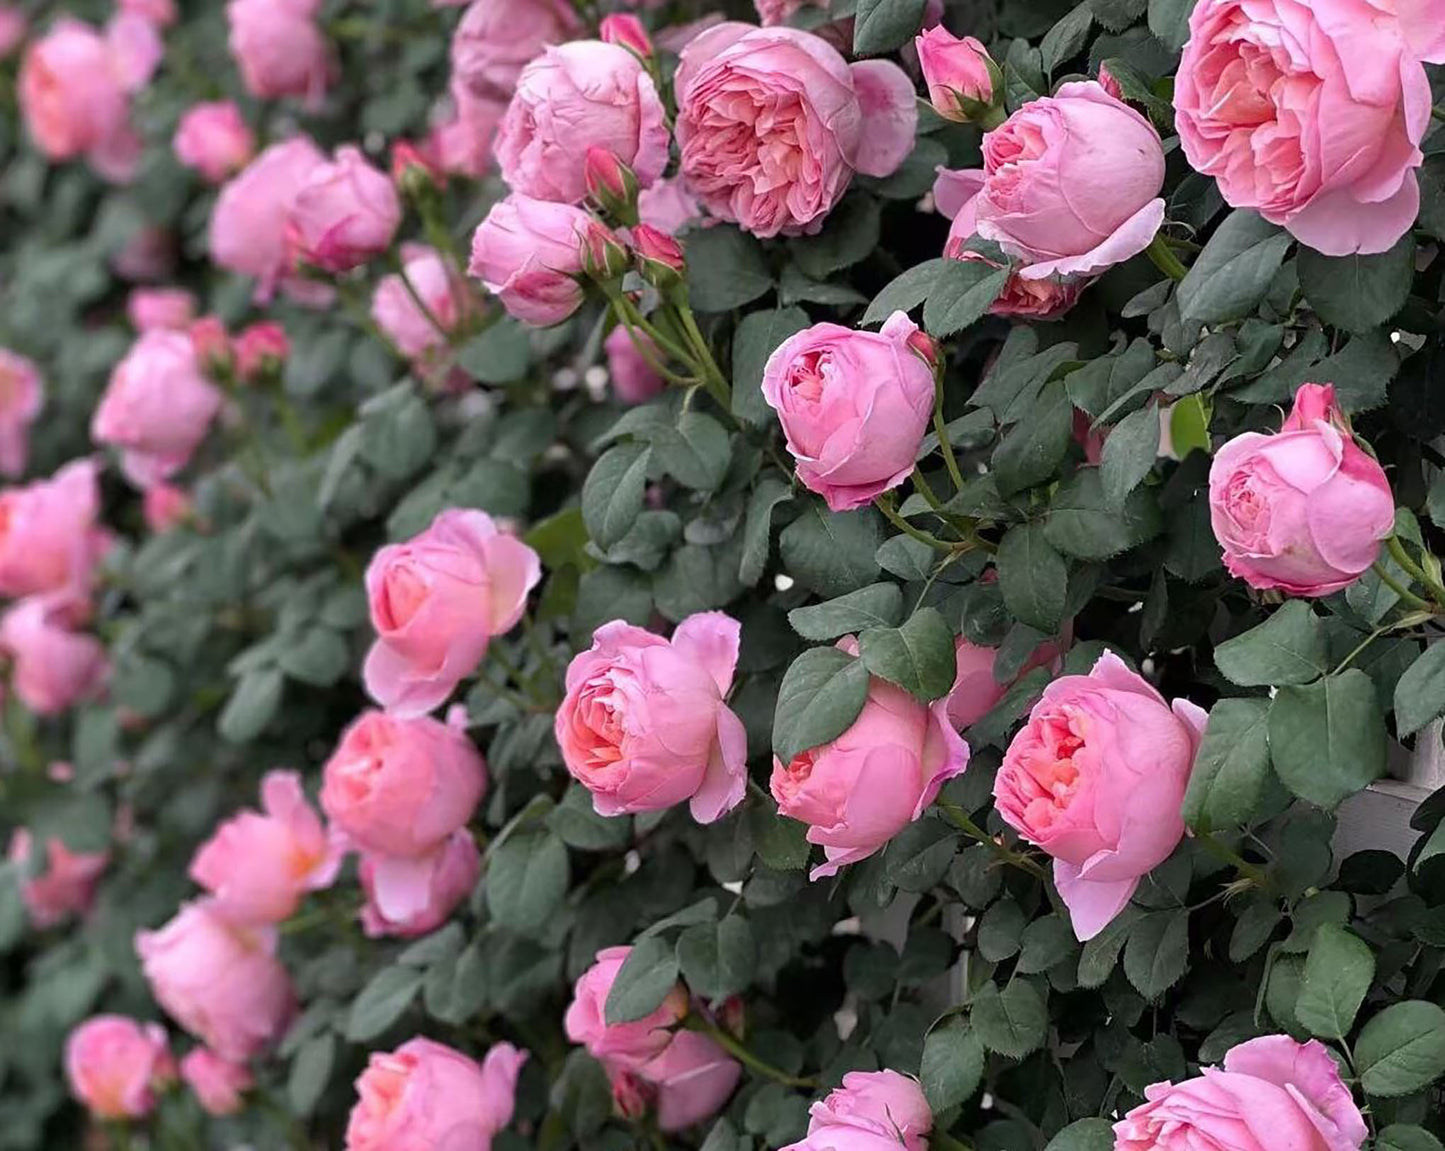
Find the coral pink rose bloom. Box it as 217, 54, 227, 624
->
496, 41, 669, 205
565, 945, 690, 1068
227, 0, 333, 106
346, 1038, 528, 1150
359, 828, 480, 938
675, 23, 916, 237
783, 1070, 933, 1151
0, 458, 107, 600
190, 769, 343, 925
468, 194, 593, 326
92, 330, 223, 488
173, 101, 255, 184
761, 312, 936, 511
65, 1016, 172, 1120
772, 637, 969, 880
0, 597, 109, 715
1176, 0, 1445, 256
372, 245, 473, 365
1116, 1035, 1368, 1151
557, 613, 748, 823
135, 900, 295, 1061
364, 509, 541, 717
180, 1049, 252, 1117
1208, 384, 1395, 597
289, 145, 402, 273
8, 828, 108, 928
126, 287, 196, 332
0, 348, 43, 478
995, 652, 1205, 940
450, 0, 581, 102
604, 327, 665, 404
947, 630, 1068, 731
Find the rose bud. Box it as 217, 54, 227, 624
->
126, 287, 196, 333
565, 945, 690, 1068
0, 457, 107, 600
391, 138, 443, 192
469, 194, 594, 326
233, 321, 290, 384
226, 0, 333, 107
915, 27, 1000, 125
0, 348, 43, 478
1097, 62, 1123, 100
604, 326, 666, 404
632, 223, 684, 288
600, 13, 653, 61
180, 1049, 252, 1117
143, 484, 192, 533
288, 145, 402, 273
8, 829, 109, 928
188, 316, 232, 373
585, 147, 641, 224
579, 218, 630, 283
0, 597, 109, 715
65, 1017, 172, 1120
173, 101, 255, 184
359, 828, 480, 938
784, 1071, 933, 1151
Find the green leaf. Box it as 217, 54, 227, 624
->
1045, 469, 1162, 559
1214, 601, 1326, 687
859, 607, 956, 701
1078, 907, 1140, 988
677, 917, 757, 1002
773, 646, 871, 761
791, 196, 881, 279
1297, 234, 1414, 334
347, 965, 423, 1041
739, 475, 792, 587
979, 900, 1027, 962
1182, 699, 1276, 832
686, 226, 772, 312
853, 0, 927, 55
732, 307, 811, 427
996, 523, 1068, 632
1355, 1001, 1445, 1097
993, 380, 1074, 497
279, 628, 350, 688
1042, 3, 1094, 72
779, 504, 884, 597
971, 979, 1048, 1059
876, 534, 938, 581
789, 583, 905, 641
864, 259, 948, 325
748, 800, 812, 870
920, 1021, 985, 1111
653, 411, 731, 491
654, 540, 744, 622
1229, 899, 1283, 961
1295, 923, 1375, 1039
546, 785, 632, 851
1124, 910, 1190, 999
605, 934, 681, 1025
924, 260, 1011, 338
1101, 402, 1160, 507
1394, 642, 1445, 737
218, 668, 284, 744
1044, 1119, 1115, 1151
582, 442, 651, 548
486, 830, 569, 935
1017, 915, 1079, 975
287, 1033, 336, 1116
1148, 0, 1196, 49
1377, 1127, 1445, 1151
1268, 671, 1387, 809
455, 318, 531, 384
1177, 211, 1293, 329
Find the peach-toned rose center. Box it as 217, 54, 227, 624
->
773, 749, 815, 803
352, 1053, 415, 1142
1221, 467, 1272, 545
574, 677, 627, 771
787, 351, 832, 403
1019, 708, 1086, 831
378, 560, 430, 631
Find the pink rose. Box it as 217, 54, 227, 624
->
565, 945, 690, 1068
346, 1039, 527, 1150
0, 458, 107, 600
783, 1070, 933, 1151
1176, 0, 1445, 256
190, 770, 343, 925
761, 312, 936, 511
189, 316, 231, 370
675, 23, 916, 237
135, 900, 295, 1061
0, 597, 108, 715
754, 0, 824, 22
632, 1030, 742, 1132
468, 194, 594, 325
0, 348, 43, 477
947, 630, 1067, 731
173, 101, 255, 184
234, 321, 290, 382
143, 484, 191, 533
180, 1049, 252, 1117
1116, 1035, 1368, 1151
65, 1016, 172, 1120
120, 0, 177, 27
289, 145, 402, 273
604, 326, 666, 404
496, 41, 669, 205
372, 245, 474, 364
92, 330, 222, 488
1208, 384, 1395, 597
450, 0, 581, 102
226, 0, 332, 106
637, 177, 703, 234
0, 6, 27, 57
916, 27, 995, 122
126, 287, 196, 332
557, 613, 748, 823
995, 652, 1206, 940
427, 84, 506, 180
772, 636, 969, 879
8, 828, 108, 928
360, 828, 480, 938
600, 13, 653, 58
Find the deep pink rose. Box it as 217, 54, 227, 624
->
468, 194, 593, 325
226, 0, 333, 106
135, 900, 295, 1061
372, 245, 474, 366
947, 629, 1068, 731
92, 330, 222, 488
190, 769, 343, 925
1208, 384, 1395, 596
772, 637, 969, 879
916, 27, 995, 122
783, 1070, 933, 1151
1116, 1035, 1368, 1151
565, 945, 690, 1068
761, 312, 936, 511
450, 0, 581, 102
173, 101, 255, 184
0, 458, 107, 600
0, 597, 108, 715
0, 349, 43, 477
234, 321, 290, 382
0, 6, 27, 57
995, 652, 1206, 940
289, 145, 402, 272
360, 828, 480, 938
675, 23, 916, 237
8, 828, 109, 928
604, 326, 666, 404
556, 613, 748, 823
126, 287, 196, 332
1175, 0, 1445, 256
143, 483, 192, 533
65, 1016, 172, 1120
180, 1049, 252, 1117
346, 1039, 527, 1150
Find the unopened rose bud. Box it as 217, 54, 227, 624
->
906, 328, 941, 372
188, 316, 232, 375
915, 27, 1003, 126
579, 219, 630, 283
632, 223, 684, 289
1097, 62, 1123, 101
584, 147, 639, 225
599, 13, 653, 61
391, 139, 443, 194
234, 321, 289, 383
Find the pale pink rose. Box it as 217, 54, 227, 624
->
126, 287, 196, 332
0, 6, 28, 57
364, 508, 541, 717
783, 1070, 933, 1151
604, 327, 665, 404
468, 194, 593, 325
0, 597, 108, 715
92, 330, 222, 488
1176, 0, 1445, 256
143, 483, 192, 532
371, 245, 472, 364
0, 349, 43, 477
496, 42, 669, 205
8, 828, 109, 928
1116, 1036, 1368, 1151
180, 1049, 252, 1117
947, 630, 1068, 731
1208, 384, 1395, 597
635, 1030, 742, 1132
564, 945, 690, 1068
0, 458, 107, 600
288, 145, 401, 273
346, 1039, 527, 1150
234, 321, 290, 382
450, 0, 581, 102
173, 101, 255, 184
995, 652, 1206, 940
557, 613, 748, 823
226, 0, 332, 107
761, 312, 936, 511
915, 27, 994, 121
675, 23, 916, 237
210, 136, 328, 303
359, 829, 481, 937
190, 770, 343, 926
135, 900, 295, 1062
121, 0, 177, 27
637, 177, 703, 234
65, 1016, 171, 1120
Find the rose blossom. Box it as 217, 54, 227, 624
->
916, 27, 995, 122
0, 597, 109, 715
0, 458, 107, 600
761, 312, 936, 511
173, 101, 255, 184
180, 1049, 252, 1117
234, 321, 290, 382
345, 1039, 527, 1150
372, 245, 473, 365
8, 828, 109, 928
1208, 384, 1395, 597
126, 287, 196, 332
631, 1030, 742, 1132
289, 145, 402, 272
65, 1016, 172, 1120
604, 326, 665, 404
226, 0, 333, 107
92, 330, 223, 488
557, 613, 748, 823
359, 828, 480, 938
450, 0, 581, 102
565, 946, 690, 1067
429, 84, 507, 180
637, 177, 703, 233
772, 637, 969, 879
468, 194, 594, 325
135, 899, 296, 1061
947, 629, 1068, 731
121, 0, 177, 26
1115, 1035, 1368, 1151
782, 1071, 933, 1151
0, 348, 43, 477
995, 652, 1205, 940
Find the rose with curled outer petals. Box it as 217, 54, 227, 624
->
772, 637, 969, 881
359, 829, 480, 938
761, 312, 936, 512
0, 458, 107, 601
1208, 384, 1395, 597
0, 597, 109, 716
469, 194, 593, 326
0, 349, 43, 478
9, 829, 108, 929
450, 0, 581, 103
564, 945, 690, 1068
674, 23, 917, 237
1115, 1035, 1368, 1151
65, 1016, 172, 1120
994, 652, 1205, 940
288, 146, 402, 273
173, 101, 255, 184
1175, 0, 1445, 256
782, 1070, 933, 1151
180, 1049, 252, 1117
556, 613, 748, 824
